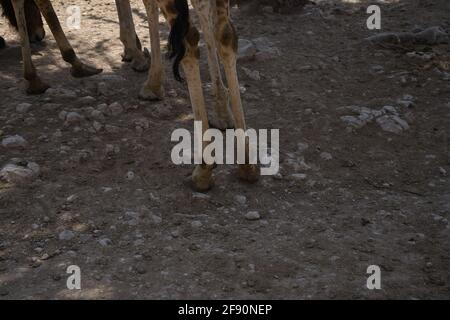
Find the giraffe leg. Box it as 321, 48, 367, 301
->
139, 0, 164, 100
214, 0, 259, 182
192, 0, 234, 130
183, 24, 214, 191
33, 0, 102, 78
115, 0, 149, 72
11, 0, 49, 94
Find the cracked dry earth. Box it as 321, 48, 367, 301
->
0, 0, 449, 299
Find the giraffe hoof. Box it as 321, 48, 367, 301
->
121, 50, 133, 62
26, 77, 50, 95
209, 115, 235, 130
238, 164, 260, 183
131, 56, 150, 72
139, 85, 164, 101
70, 63, 103, 78
191, 165, 214, 192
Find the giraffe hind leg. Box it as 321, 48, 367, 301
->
115, 0, 149, 72
192, 0, 234, 130
11, 0, 49, 94
34, 0, 102, 78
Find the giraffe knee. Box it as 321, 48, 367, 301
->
184, 25, 200, 59
218, 23, 238, 54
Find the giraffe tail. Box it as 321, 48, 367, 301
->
0, 0, 45, 42
168, 0, 190, 82
0, 0, 17, 29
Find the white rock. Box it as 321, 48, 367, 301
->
320, 152, 333, 161
242, 67, 261, 81
150, 214, 162, 224
98, 238, 112, 247
126, 171, 135, 180
77, 96, 96, 105
91, 109, 105, 121
92, 121, 103, 132
0, 162, 39, 184
237, 39, 257, 61
65, 112, 83, 125
376, 115, 409, 134
245, 211, 261, 221
297, 142, 309, 153
97, 82, 108, 96
105, 125, 120, 133
191, 220, 203, 228
340, 116, 366, 128
16, 103, 32, 113
58, 110, 68, 121
66, 194, 78, 202
234, 195, 247, 205
291, 173, 307, 180
1, 135, 28, 148
108, 102, 124, 116
58, 230, 75, 241
382, 105, 398, 115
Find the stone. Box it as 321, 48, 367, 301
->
241, 67, 261, 81
376, 115, 409, 134
77, 96, 96, 105
382, 105, 398, 115
90, 110, 105, 121
150, 214, 162, 224
16, 103, 32, 113
234, 195, 247, 205
237, 38, 257, 61
340, 115, 366, 129
108, 102, 124, 116
1, 135, 28, 148
105, 125, 120, 133
252, 37, 281, 61
191, 220, 203, 228
92, 121, 103, 132
58, 110, 68, 121
97, 82, 108, 96
0, 162, 39, 184
126, 171, 135, 180
245, 211, 261, 221
291, 173, 307, 180
58, 230, 75, 241
320, 152, 333, 161
98, 238, 112, 247
65, 112, 83, 125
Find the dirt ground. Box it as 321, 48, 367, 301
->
0, 0, 449, 299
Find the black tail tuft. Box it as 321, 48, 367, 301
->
168, 0, 190, 82
0, 0, 17, 29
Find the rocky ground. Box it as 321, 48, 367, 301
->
0, 0, 449, 299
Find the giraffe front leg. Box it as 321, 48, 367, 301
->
34, 0, 102, 78
192, 0, 234, 130
182, 25, 214, 191
12, 0, 49, 94
139, 0, 164, 100
115, 0, 149, 72
215, 7, 259, 183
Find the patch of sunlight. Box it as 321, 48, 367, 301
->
176, 113, 194, 122
56, 285, 115, 299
